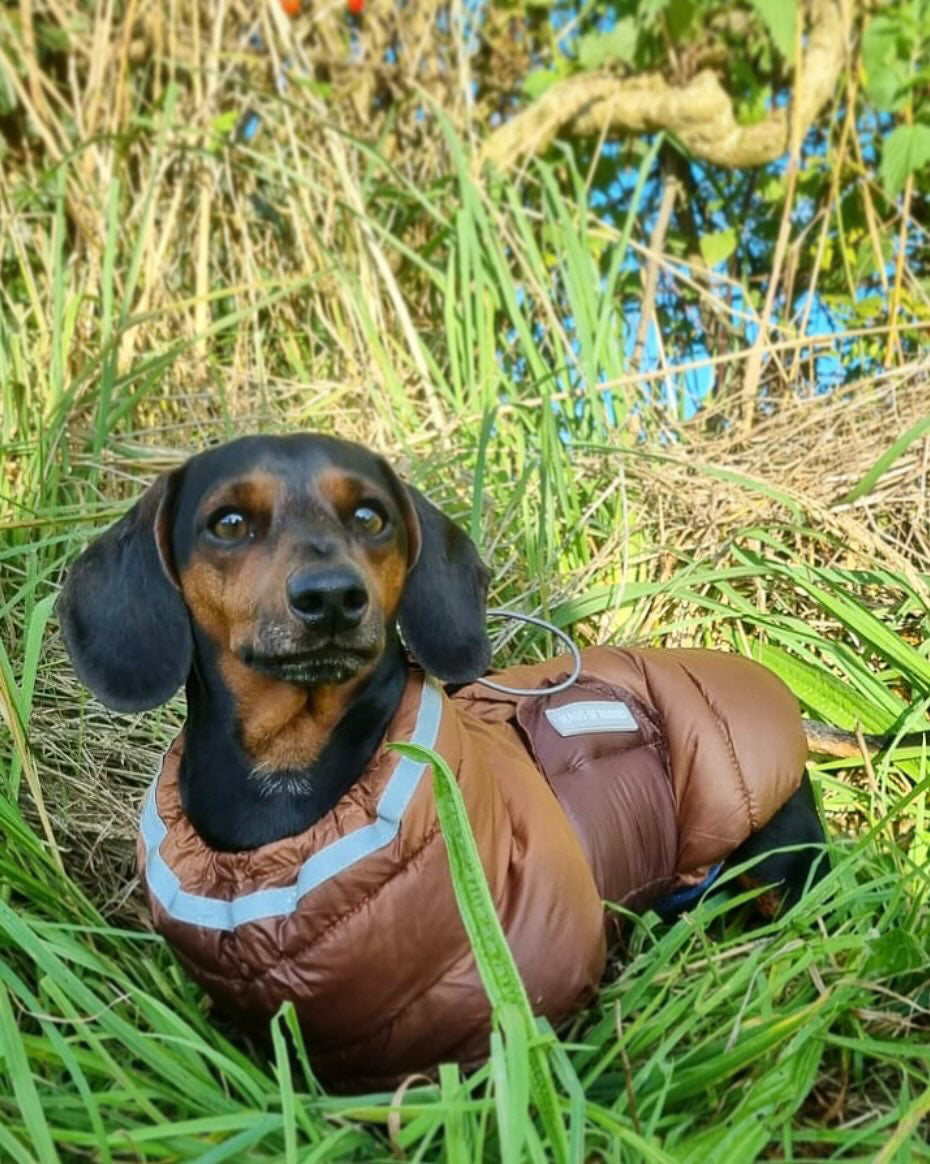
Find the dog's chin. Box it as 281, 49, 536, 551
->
241, 647, 373, 687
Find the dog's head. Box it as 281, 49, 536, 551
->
57, 434, 491, 712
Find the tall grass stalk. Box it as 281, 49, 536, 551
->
1, 27, 929, 1157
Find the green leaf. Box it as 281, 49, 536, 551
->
666, 0, 698, 43
880, 123, 930, 197
791, 573, 930, 692
491, 1008, 530, 1164
750, 642, 898, 734
577, 21, 637, 71
862, 15, 912, 112
211, 109, 238, 138
676, 1114, 768, 1164
0, 63, 16, 117
0, 980, 61, 1163
748, 0, 796, 60
665, 994, 834, 1103
759, 175, 786, 202
699, 227, 737, 268
524, 68, 561, 100
270, 1008, 299, 1164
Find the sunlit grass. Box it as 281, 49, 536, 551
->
1, 11, 929, 1156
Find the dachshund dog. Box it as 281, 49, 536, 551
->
58, 434, 494, 851
58, 431, 825, 883
57, 432, 836, 1086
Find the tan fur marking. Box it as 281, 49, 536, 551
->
318, 466, 410, 620
182, 543, 363, 772
736, 874, 784, 919
318, 467, 362, 512
364, 546, 408, 621
199, 471, 280, 524
181, 471, 284, 649
218, 654, 372, 772
179, 465, 409, 776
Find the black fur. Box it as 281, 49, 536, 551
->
397, 484, 492, 684
181, 630, 407, 850
726, 772, 828, 909
56, 473, 192, 712
56, 433, 491, 851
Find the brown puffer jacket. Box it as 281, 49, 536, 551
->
138, 647, 807, 1090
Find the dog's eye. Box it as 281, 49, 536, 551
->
351, 503, 387, 536
207, 510, 251, 543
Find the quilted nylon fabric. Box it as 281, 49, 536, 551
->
138, 647, 807, 1089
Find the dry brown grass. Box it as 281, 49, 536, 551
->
2, 0, 928, 966
20, 371, 927, 917
2, 7, 930, 1155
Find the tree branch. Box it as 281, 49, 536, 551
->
479, 0, 851, 172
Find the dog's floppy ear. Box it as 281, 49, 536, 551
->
393, 482, 492, 683
56, 471, 192, 712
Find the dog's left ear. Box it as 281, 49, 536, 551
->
386, 472, 491, 683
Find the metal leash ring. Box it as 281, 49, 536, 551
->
474, 609, 582, 697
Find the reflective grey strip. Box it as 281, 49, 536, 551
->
140, 677, 444, 931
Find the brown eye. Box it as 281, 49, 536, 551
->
351, 503, 387, 536
207, 510, 250, 543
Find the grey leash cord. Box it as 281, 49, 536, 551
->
474, 609, 582, 697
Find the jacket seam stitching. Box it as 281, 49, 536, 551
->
681, 663, 758, 831
616, 872, 675, 906
309, 820, 445, 945
316, 942, 479, 1066
201, 820, 444, 962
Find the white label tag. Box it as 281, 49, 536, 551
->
544, 700, 639, 737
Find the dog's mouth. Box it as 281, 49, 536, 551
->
241, 645, 373, 686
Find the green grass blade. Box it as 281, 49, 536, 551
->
0, 980, 60, 1163
750, 641, 899, 733
792, 572, 930, 690
838, 413, 930, 504
393, 740, 573, 1164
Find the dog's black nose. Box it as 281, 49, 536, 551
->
286, 567, 369, 631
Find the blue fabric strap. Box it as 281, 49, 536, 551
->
653, 863, 724, 917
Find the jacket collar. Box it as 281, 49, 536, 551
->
139, 673, 445, 931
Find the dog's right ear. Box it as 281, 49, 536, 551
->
56, 471, 192, 712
